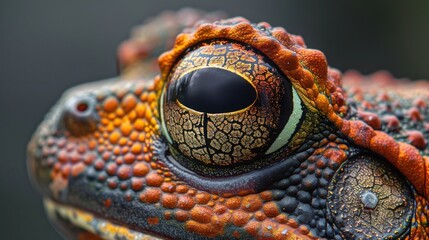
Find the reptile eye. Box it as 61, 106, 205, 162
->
160, 41, 305, 169
327, 154, 414, 239
62, 95, 98, 136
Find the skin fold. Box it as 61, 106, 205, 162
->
28, 9, 429, 240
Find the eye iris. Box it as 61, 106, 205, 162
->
161, 41, 298, 166
174, 68, 257, 114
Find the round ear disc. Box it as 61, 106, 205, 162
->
327, 155, 414, 239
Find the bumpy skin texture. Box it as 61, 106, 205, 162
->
28, 10, 429, 240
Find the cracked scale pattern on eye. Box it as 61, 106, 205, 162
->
161, 41, 300, 166
328, 155, 414, 239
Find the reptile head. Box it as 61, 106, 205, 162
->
28, 17, 429, 239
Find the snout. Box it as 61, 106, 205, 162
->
27, 78, 120, 200
27, 114, 59, 197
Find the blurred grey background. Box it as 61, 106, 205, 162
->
1, 0, 428, 239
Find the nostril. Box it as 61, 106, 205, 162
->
66, 96, 94, 118
62, 95, 99, 136
76, 101, 89, 113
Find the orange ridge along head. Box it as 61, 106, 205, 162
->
28, 15, 429, 240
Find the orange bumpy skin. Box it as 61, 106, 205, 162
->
28, 14, 429, 240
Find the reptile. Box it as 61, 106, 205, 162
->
27, 9, 429, 240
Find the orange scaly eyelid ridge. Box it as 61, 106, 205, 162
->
157, 18, 345, 118
159, 17, 428, 200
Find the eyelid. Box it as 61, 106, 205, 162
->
157, 139, 315, 193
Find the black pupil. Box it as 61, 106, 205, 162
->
174, 68, 257, 114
